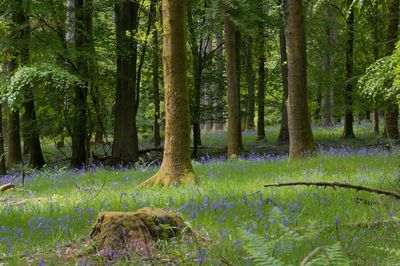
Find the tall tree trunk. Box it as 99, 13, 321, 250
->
244, 38, 255, 130
235, 30, 243, 149
214, 34, 225, 131
225, 6, 241, 157
71, 0, 91, 167
321, 6, 336, 127
278, 15, 289, 144
112, 0, 139, 164
371, 2, 380, 136
153, 14, 161, 148
143, 0, 196, 186
384, 0, 400, 139
343, 0, 355, 139
257, 25, 266, 140
0, 104, 6, 175
187, 3, 203, 159
286, 0, 315, 159
16, 0, 46, 168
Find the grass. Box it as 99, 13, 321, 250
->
0, 124, 399, 265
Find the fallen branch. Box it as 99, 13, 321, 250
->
300, 246, 324, 266
263, 181, 400, 200
0, 183, 15, 192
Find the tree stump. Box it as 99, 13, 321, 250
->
89, 207, 189, 260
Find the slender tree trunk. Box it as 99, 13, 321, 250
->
0, 104, 6, 175
343, 0, 355, 139
244, 38, 255, 130
286, 0, 315, 159
153, 16, 161, 147
112, 0, 139, 164
278, 18, 289, 144
143, 0, 196, 186
214, 34, 225, 131
384, 0, 400, 139
321, 6, 336, 127
187, 2, 203, 159
371, 2, 380, 136
235, 30, 243, 149
225, 6, 241, 157
257, 25, 266, 140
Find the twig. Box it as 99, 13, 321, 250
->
300, 246, 324, 266
263, 181, 400, 200
0, 183, 15, 192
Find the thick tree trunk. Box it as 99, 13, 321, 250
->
71, 0, 91, 167
22, 96, 45, 168
286, 0, 315, 159
244, 38, 255, 130
256, 25, 266, 140
214, 35, 225, 131
384, 0, 400, 139
343, 0, 355, 139
278, 21, 289, 144
7, 110, 22, 166
112, 0, 139, 164
143, 0, 196, 186
153, 20, 161, 148
225, 6, 241, 157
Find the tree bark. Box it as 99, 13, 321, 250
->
277, 16, 289, 144
214, 34, 225, 131
321, 6, 336, 127
0, 105, 6, 174
244, 38, 255, 130
143, 0, 196, 186
112, 0, 139, 164
257, 26, 266, 140
71, 0, 91, 167
7, 109, 22, 167
384, 0, 400, 140
286, 0, 315, 159
343, 0, 355, 139
153, 13, 161, 148
225, 6, 241, 157
17, 0, 45, 168
187, 2, 203, 159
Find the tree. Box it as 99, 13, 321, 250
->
16, 0, 46, 168
225, 4, 241, 157
256, 24, 266, 140
143, 0, 196, 186
112, 0, 140, 164
71, 0, 92, 167
244, 38, 255, 130
152, 8, 161, 148
384, 0, 399, 139
0, 103, 5, 175
277, 0, 289, 144
286, 0, 315, 159
343, 0, 355, 139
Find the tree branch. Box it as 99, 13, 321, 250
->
262, 181, 400, 200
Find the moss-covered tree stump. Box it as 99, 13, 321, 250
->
89, 207, 189, 260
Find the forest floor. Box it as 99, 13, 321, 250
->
1, 124, 400, 265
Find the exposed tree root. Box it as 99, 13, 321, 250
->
0, 183, 15, 192
262, 181, 400, 200
142, 169, 197, 187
